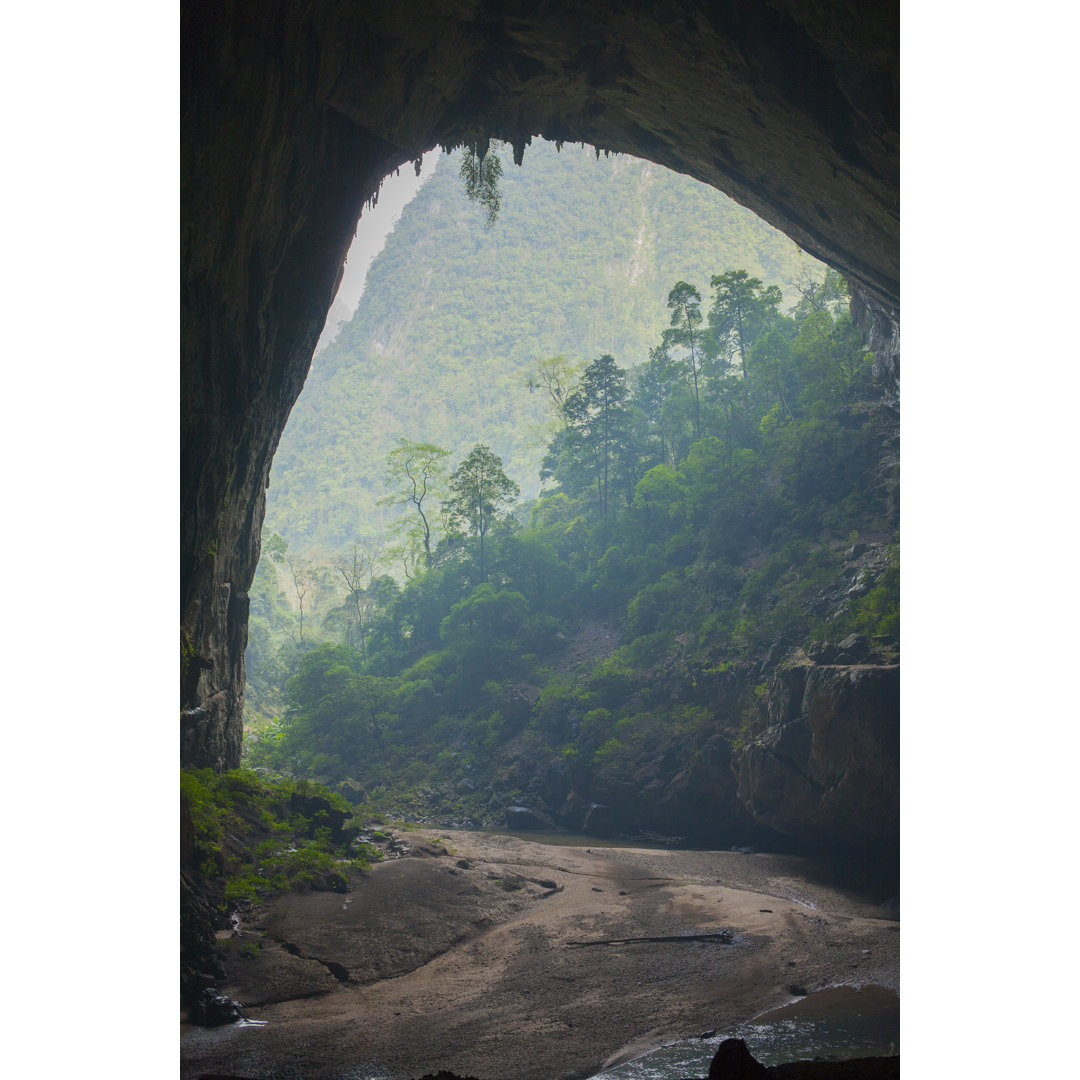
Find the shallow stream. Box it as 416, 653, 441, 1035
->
591, 985, 899, 1078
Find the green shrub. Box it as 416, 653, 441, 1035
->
182, 767, 375, 909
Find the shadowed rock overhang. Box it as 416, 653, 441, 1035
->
180, 0, 899, 771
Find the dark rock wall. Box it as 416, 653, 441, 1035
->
851, 284, 900, 401
561, 675, 763, 846
735, 661, 900, 854
181, 1, 899, 771
499, 645, 898, 858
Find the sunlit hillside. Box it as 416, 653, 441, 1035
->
264, 140, 823, 558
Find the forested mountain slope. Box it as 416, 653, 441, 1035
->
243, 145, 898, 862
265, 141, 820, 556
246, 251, 899, 858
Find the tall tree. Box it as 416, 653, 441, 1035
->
526, 354, 581, 427
664, 281, 704, 438
446, 444, 520, 578
330, 538, 384, 657
634, 346, 667, 466
708, 269, 783, 377
524, 354, 583, 452
562, 354, 631, 520
381, 438, 451, 570
708, 368, 742, 480
285, 554, 314, 644
750, 328, 795, 426
790, 266, 849, 320
263, 530, 289, 565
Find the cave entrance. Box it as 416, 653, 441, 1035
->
182, 5, 900, 1073
180, 0, 898, 776
242, 137, 838, 740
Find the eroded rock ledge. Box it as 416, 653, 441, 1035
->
735, 658, 900, 853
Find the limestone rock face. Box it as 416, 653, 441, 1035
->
181, 0, 899, 769
180, 560, 248, 771
735, 661, 900, 853
851, 284, 900, 401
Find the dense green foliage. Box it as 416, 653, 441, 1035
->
459, 143, 503, 226
181, 768, 380, 906
244, 265, 898, 819
264, 140, 821, 559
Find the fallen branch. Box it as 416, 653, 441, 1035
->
566, 929, 733, 948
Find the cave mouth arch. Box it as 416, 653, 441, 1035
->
180, 0, 898, 771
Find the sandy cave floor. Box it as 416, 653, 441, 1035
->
180, 830, 899, 1080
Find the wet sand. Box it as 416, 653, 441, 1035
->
180, 829, 899, 1080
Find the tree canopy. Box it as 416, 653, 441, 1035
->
446, 444, 520, 579
244, 264, 896, 836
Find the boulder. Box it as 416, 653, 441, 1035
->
805, 641, 838, 665
708, 1038, 769, 1080
188, 987, 244, 1027
845, 574, 871, 598
834, 633, 870, 663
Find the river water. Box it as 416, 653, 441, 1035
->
589, 986, 899, 1078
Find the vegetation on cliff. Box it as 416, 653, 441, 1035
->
243, 259, 898, 840
181, 768, 380, 907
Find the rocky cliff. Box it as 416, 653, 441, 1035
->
735, 654, 899, 854
377, 635, 899, 864
566, 652, 900, 859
